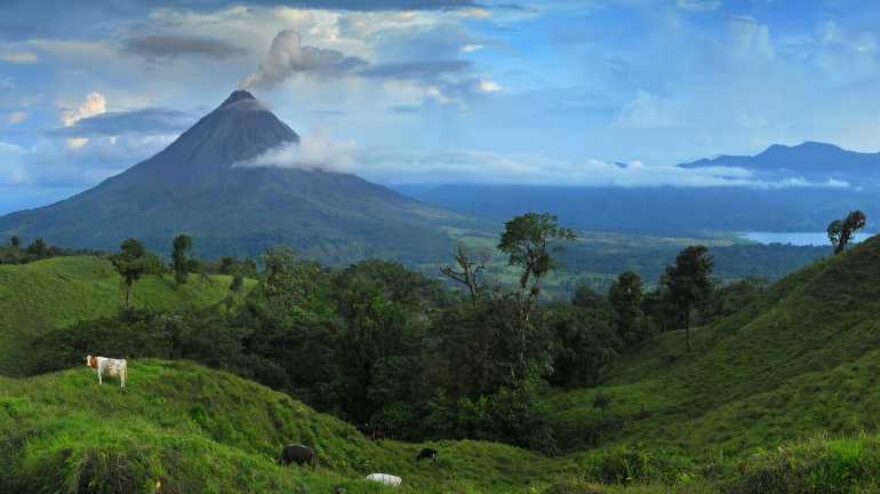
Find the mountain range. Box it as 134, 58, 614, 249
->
398, 141, 880, 236
0, 91, 478, 262
679, 141, 880, 183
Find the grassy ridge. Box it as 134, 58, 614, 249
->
0, 359, 685, 493
546, 236, 880, 458
0, 256, 245, 376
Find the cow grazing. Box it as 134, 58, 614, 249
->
365, 473, 402, 487
85, 355, 128, 388
416, 448, 438, 462
278, 444, 317, 469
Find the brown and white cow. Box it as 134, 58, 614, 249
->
86, 355, 128, 388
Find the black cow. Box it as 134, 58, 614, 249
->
416, 448, 438, 462
278, 444, 317, 469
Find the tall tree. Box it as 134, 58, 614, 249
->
171, 234, 193, 285
662, 246, 714, 353
111, 238, 162, 309
840, 210, 867, 254
608, 271, 645, 348
497, 212, 576, 297
440, 245, 487, 304
828, 210, 867, 255
497, 213, 574, 380
9, 235, 20, 249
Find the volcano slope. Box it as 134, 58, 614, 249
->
0, 90, 478, 263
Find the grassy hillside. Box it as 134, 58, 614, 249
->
0, 359, 697, 493
0, 256, 245, 376
546, 235, 880, 460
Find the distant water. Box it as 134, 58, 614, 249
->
742, 231, 873, 246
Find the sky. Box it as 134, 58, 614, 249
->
2, 0, 880, 213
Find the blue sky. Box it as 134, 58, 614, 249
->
2, 0, 879, 213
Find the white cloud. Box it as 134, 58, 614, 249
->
0, 52, 39, 63
478, 79, 503, 93
351, 147, 852, 189
6, 112, 27, 125
235, 129, 357, 173
462, 44, 484, 53
60, 92, 107, 149
61, 92, 107, 127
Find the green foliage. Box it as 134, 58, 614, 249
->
661, 245, 714, 352
829, 210, 867, 255
25, 237, 49, 258
171, 233, 193, 285
547, 304, 619, 389
608, 271, 647, 348
498, 212, 576, 295
111, 238, 166, 309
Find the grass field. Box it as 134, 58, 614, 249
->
546, 235, 880, 463
0, 359, 712, 493
0, 256, 250, 376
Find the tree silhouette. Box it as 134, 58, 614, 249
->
663, 246, 714, 353
609, 271, 645, 348
828, 210, 867, 255
498, 212, 575, 297
111, 238, 162, 309
171, 234, 193, 285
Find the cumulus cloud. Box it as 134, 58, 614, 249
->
61, 92, 106, 127
60, 92, 107, 149
240, 30, 368, 89
0, 51, 38, 63
235, 130, 357, 173
122, 35, 245, 61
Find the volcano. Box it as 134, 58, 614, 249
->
0, 90, 475, 262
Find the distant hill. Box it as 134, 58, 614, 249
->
680, 141, 880, 183
397, 141, 880, 236
397, 183, 876, 235
0, 91, 479, 262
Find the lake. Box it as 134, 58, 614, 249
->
741, 231, 874, 247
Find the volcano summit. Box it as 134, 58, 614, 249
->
0, 91, 472, 262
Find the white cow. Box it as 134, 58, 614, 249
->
365, 473, 402, 487
86, 355, 128, 388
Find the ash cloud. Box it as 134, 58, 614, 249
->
239, 30, 367, 89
